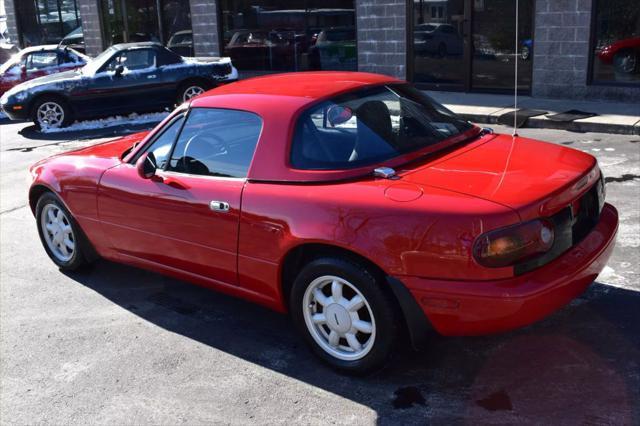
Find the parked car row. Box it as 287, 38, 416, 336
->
1, 42, 237, 128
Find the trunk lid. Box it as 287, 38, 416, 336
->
402, 134, 598, 220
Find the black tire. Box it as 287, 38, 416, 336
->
437, 43, 447, 58
613, 49, 638, 74
176, 81, 209, 105
290, 257, 400, 375
31, 96, 73, 130
36, 192, 90, 271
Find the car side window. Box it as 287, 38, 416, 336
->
26, 52, 59, 70
105, 49, 156, 72
141, 115, 185, 169
166, 108, 262, 178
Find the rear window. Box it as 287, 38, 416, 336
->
290, 84, 473, 170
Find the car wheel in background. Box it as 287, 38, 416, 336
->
290, 257, 400, 375
437, 43, 447, 58
36, 192, 89, 271
177, 82, 207, 104
613, 49, 638, 74
31, 96, 73, 130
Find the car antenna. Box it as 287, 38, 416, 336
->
513, 0, 519, 138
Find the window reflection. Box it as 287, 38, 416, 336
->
591, 0, 639, 85
16, 0, 81, 47
412, 0, 466, 89
219, 1, 357, 74
99, 0, 193, 56
471, 0, 533, 92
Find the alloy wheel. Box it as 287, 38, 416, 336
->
302, 275, 376, 361
40, 204, 75, 262
37, 102, 65, 128
182, 85, 205, 102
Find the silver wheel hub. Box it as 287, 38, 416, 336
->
37, 102, 64, 128
183, 86, 205, 102
302, 275, 376, 361
40, 204, 75, 262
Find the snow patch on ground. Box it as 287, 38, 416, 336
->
40, 112, 169, 133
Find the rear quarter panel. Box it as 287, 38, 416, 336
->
238, 179, 520, 310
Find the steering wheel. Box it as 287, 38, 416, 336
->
181, 131, 230, 174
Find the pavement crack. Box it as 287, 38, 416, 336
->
0, 204, 28, 215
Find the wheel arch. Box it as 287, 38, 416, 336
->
279, 242, 435, 350
29, 183, 57, 215
28, 91, 73, 117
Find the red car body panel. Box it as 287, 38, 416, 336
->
29, 72, 618, 336
597, 36, 640, 64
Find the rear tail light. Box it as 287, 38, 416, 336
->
473, 219, 555, 268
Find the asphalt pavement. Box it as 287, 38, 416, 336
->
1, 118, 639, 425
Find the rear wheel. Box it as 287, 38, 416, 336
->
31, 96, 72, 129
290, 257, 400, 374
36, 192, 89, 270
177, 82, 208, 104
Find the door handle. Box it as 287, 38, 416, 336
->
209, 201, 230, 212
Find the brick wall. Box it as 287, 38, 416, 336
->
355, 0, 407, 79
189, 0, 221, 57
77, 0, 103, 56
532, 0, 640, 102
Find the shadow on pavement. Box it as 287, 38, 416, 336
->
16, 122, 158, 142
64, 260, 640, 423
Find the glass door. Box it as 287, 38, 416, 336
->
471, 0, 533, 93
409, 0, 533, 94
411, 0, 470, 90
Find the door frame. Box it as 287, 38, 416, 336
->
406, 0, 535, 95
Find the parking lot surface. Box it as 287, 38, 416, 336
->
1, 119, 639, 425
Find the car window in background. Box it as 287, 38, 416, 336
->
291, 83, 473, 170
26, 52, 59, 70
167, 108, 263, 178
143, 115, 185, 169
105, 49, 156, 72
82, 46, 118, 74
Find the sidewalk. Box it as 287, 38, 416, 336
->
429, 91, 640, 135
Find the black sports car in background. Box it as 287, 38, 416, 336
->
0, 42, 237, 129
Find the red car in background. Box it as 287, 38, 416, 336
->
0, 45, 88, 96
28, 72, 618, 374
597, 36, 640, 74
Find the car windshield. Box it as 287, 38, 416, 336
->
290, 83, 475, 170
81, 46, 117, 75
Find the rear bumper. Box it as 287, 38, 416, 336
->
399, 203, 618, 336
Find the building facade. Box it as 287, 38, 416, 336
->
4, 0, 639, 102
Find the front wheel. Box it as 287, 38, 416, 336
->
36, 192, 89, 270
31, 96, 72, 129
290, 257, 400, 374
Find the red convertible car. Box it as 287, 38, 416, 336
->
29, 72, 618, 373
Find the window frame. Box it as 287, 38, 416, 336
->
25, 51, 61, 71
587, 0, 640, 87
131, 107, 263, 180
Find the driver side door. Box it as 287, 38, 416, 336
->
97, 108, 263, 286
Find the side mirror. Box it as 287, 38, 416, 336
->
136, 152, 157, 179
114, 64, 125, 76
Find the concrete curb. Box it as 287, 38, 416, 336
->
455, 112, 640, 135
